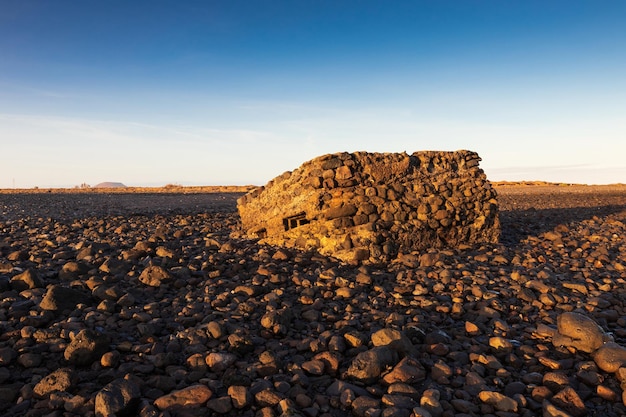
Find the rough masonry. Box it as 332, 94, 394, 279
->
237, 150, 500, 263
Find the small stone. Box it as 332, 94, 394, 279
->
465, 321, 480, 336
295, 393, 312, 408
478, 391, 518, 412
101, 351, 120, 368
10, 268, 43, 290
64, 329, 110, 366
40, 285, 91, 313
254, 389, 283, 407
138, 265, 173, 287
302, 360, 325, 376
371, 328, 413, 354
543, 400, 574, 417
346, 346, 398, 384
451, 398, 478, 413
207, 396, 233, 414
597, 385, 618, 402
344, 331, 366, 348
207, 321, 224, 339
552, 312, 611, 353
430, 360, 452, 384
33, 368, 74, 398
419, 389, 442, 417
95, 378, 141, 417
351, 396, 381, 416
206, 352, 237, 372
489, 336, 513, 353
336, 287, 354, 298
0, 347, 16, 365
117, 293, 135, 307
387, 383, 420, 400
532, 386, 554, 402
17, 352, 42, 368
550, 386, 586, 417
155, 246, 174, 258
411, 406, 434, 417
592, 342, 626, 373
504, 381, 527, 397
539, 356, 563, 370
383, 356, 426, 385
382, 394, 418, 409
543, 372, 570, 393
464, 371, 488, 396
228, 385, 252, 409
260, 308, 293, 334
60, 261, 89, 279
313, 351, 341, 375
154, 385, 212, 410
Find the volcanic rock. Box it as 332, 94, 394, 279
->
33, 368, 74, 398
346, 346, 399, 384
138, 265, 172, 287
593, 342, 626, 373
2, 185, 626, 417
95, 378, 141, 417
64, 329, 110, 366
154, 385, 213, 410
553, 312, 612, 353
40, 284, 91, 312
9, 268, 43, 291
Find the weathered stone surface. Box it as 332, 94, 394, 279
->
553, 312, 611, 353
10, 268, 43, 290
346, 346, 398, 384
478, 390, 518, 412
550, 386, 587, 417
64, 329, 110, 366
207, 396, 233, 413
371, 328, 414, 355
206, 352, 237, 372
138, 265, 172, 287
154, 384, 213, 410
382, 356, 427, 385
40, 284, 91, 312
228, 385, 252, 409
238, 150, 499, 263
593, 342, 626, 373
33, 368, 74, 398
95, 378, 141, 417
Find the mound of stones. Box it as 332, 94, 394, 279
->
0, 189, 626, 417
238, 150, 499, 264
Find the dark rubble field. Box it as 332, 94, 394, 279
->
1, 185, 626, 417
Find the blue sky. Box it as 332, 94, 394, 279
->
1, 1, 625, 187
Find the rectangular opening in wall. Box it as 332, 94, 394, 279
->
283, 212, 309, 231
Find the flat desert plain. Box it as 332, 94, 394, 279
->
1, 183, 626, 417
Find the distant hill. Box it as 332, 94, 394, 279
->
94, 182, 127, 188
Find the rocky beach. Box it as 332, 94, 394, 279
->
1, 184, 626, 417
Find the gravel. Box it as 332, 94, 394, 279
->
0, 185, 625, 417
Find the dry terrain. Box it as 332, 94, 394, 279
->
1, 184, 626, 417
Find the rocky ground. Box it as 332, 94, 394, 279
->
1, 185, 626, 417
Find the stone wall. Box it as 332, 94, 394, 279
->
237, 150, 500, 263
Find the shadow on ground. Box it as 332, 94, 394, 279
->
499, 204, 626, 246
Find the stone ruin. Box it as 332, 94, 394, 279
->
237, 150, 500, 263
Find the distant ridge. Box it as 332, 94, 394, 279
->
94, 182, 127, 188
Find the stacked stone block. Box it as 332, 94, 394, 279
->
237, 150, 500, 263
